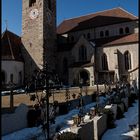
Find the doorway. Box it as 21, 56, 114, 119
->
79, 70, 90, 86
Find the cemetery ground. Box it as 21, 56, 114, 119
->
2, 88, 139, 140
1, 81, 139, 140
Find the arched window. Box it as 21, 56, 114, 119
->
18, 71, 22, 84
10, 74, 14, 83
125, 27, 130, 34
87, 33, 91, 39
29, 0, 36, 7
105, 30, 109, 37
71, 36, 74, 42
100, 31, 104, 37
1, 71, 6, 85
124, 51, 131, 70
63, 58, 68, 74
79, 46, 87, 62
102, 53, 108, 70
119, 28, 124, 35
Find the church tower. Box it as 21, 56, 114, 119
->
21, 0, 56, 82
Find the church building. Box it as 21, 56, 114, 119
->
1, 0, 139, 88
57, 7, 139, 87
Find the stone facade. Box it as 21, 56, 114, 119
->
21, 0, 56, 82
20, 3, 138, 87
1, 60, 24, 86
57, 8, 139, 87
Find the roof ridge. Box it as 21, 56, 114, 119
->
1, 29, 21, 39
118, 7, 138, 18
1, 29, 7, 39
63, 7, 135, 21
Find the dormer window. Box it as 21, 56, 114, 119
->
100, 31, 104, 37
29, 0, 36, 7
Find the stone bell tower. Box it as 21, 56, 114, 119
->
21, 0, 56, 83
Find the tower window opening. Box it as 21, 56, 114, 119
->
29, 0, 36, 7
48, 0, 52, 10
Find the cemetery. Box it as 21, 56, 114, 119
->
2, 81, 139, 140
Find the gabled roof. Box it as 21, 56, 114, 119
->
57, 7, 138, 34
93, 33, 138, 47
1, 29, 24, 61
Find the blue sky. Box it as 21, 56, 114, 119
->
2, 0, 138, 36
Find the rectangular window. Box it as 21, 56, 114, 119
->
29, 0, 36, 7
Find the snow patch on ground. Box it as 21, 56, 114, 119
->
2, 98, 138, 140
2, 102, 96, 140
102, 100, 138, 140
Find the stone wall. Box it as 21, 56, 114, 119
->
1, 60, 24, 86
96, 43, 139, 81
67, 20, 137, 42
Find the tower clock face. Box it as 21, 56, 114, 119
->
29, 9, 39, 19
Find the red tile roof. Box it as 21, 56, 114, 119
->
1, 30, 24, 61
57, 7, 138, 34
94, 33, 139, 47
